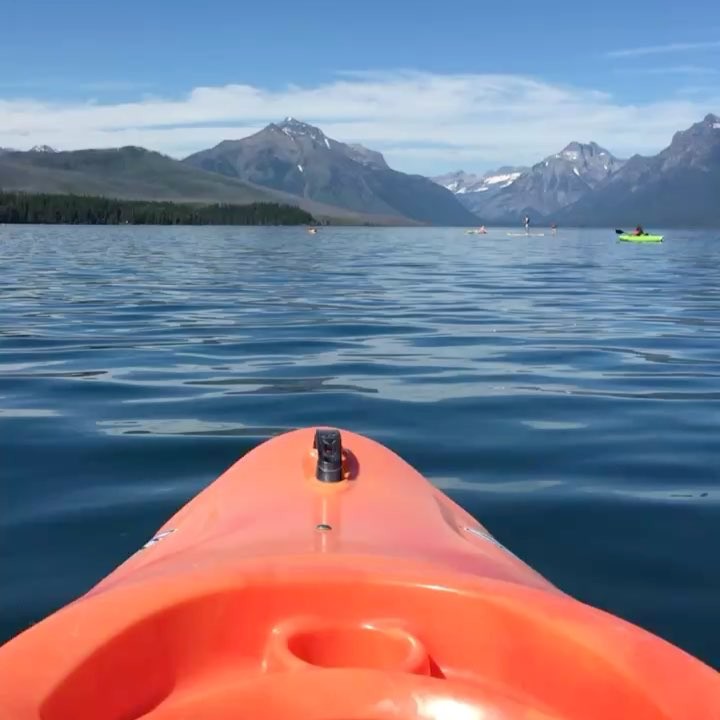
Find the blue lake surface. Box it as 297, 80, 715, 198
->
1, 224, 718, 667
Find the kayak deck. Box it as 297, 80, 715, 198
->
0, 428, 717, 720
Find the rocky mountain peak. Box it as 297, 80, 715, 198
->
660, 112, 720, 171
271, 117, 327, 143
558, 113, 720, 227
183, 120, 477, 225
556, 141, 611, 162
670, 113, 720, 142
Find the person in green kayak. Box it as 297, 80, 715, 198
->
633, 225, 645, 236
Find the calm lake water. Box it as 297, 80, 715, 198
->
1, 225, 718, 667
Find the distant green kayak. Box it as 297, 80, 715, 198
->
617, 234, 663, 243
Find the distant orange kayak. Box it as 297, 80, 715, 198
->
1, 427, 717, 719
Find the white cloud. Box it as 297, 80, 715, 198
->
606, 40, 720, 58
0, 70, 718, 173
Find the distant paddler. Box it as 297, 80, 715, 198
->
466, 225, 488, 235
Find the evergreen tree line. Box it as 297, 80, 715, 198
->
0, 191, 316, 226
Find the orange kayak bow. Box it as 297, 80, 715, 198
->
1, 427, 718, 719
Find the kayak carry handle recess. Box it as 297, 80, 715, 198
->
314, 428, 343, 482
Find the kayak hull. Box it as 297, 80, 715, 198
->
0, 428, 717, 719
618, 234, 664, 242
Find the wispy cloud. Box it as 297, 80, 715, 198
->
0, 70, 717, 172
606, 40, 720, 58
622, 65, 719, 76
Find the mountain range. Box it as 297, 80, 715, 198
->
556, 114, 720, 227
0, 145, 414, 225
434, 114, 720, 227
434, 142, 625, 222
183, 118, 477, 226
2, 114, 719, 226
0, 120, 474, 225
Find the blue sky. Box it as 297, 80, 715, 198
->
3, 0, 720, 172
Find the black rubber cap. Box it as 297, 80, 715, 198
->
314, 428, 343, 482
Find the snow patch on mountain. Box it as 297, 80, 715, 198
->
484, 172, 522, 186
433, 167, 526, 195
